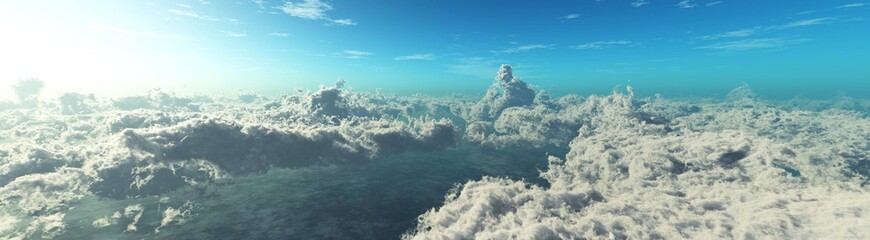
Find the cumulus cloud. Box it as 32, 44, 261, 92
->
1, 72, 868, 239
280, 0, 356, 26
408, 88, 870, 239
469, 64, 537, 121
12, 78, 44, 105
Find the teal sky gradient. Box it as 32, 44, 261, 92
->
1, 0, 868, 99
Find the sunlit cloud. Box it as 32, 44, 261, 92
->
560, 13, 581, 20
573, 40, 632, 49
706, 1, 723, 7
280, 0, 355, 26
631, 0, 650, 8
167, 9, 220, 21
677, 0, 697, 8
269, 32, 290, 37
697, 27, 760, 40
779, 17, 837, 29
341, 50, 373, 59
223, 31, 248, 37
838, 3, 867, 8
698, 38, 809, 51
394, 54, 435, 61
501, 44, 554, 53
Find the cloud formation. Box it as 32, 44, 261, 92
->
341, 50, 373, 59
560, 13, 581, 20
698, 38, 808, 51
573, 40, 632, 49
394, 54, 435, 61
501, 44, 554, 53
281, 0, 356, 26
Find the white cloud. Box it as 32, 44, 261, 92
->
167, 9, 220, 21
573, 40, 632, 49
631, 0, 650, 7
676, 0, 697, 8
223, 31, 248, 37
697, 27, 760, 40
280, 0, 355, 26
779, 17, 836, 28
706, 1, 723, 6
838, 3, 866, 8
252, 0, 266, 9
698, 38, 808, 51
342, 50, 373, 59
560, 13, 581, 20
394, 54, 435, 61
501, 44, 554, 53
269, 32, 290, 37
330, 18, 356, 26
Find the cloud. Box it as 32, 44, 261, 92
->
330, 18, 357, 26
167, 9, 220, 21
838, 3, 867, 8
631, 0, 650, 7
226, 32, 248, 37
779, 17, 837, 29
280, 0, 355, 26
573, 40, 632, 49
501, 44, 554, 53
697, 27, 760, 40
706, 1, 723, 6
342, 50, 373, 59
394, 54, 436, 61
92, 25, 192, 41
251, 0, 266, 9
676, 0, 697, 8
560, 13, 581, 20
269, 32, 290, 37
698, 38, 809, 51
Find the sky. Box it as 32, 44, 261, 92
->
0, 0, 868, 99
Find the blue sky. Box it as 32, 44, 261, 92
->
1, 0, 868, 98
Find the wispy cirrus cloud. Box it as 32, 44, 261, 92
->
501, 44, 554, 53
698, 17, 836, 41
778, 17, 837, 29
269, 32, 290, 37
837, 3, 866, 8
631, 0, 650, 8
222, 31, 248, 37
698, 38, 808, 51
676, 0, 697, 8
168, 8, 220, 21
697, 27, 761, 40
560, 13, 581, 20
573, 40, 632, 49
706, 1, 723, 7
394, 54, 435, 61
280, 0, 356, 26
341, 50, 373, 59
91, 25, 192, 41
